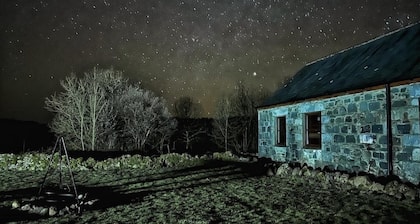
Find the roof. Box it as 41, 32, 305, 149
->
260, 23, 420, 108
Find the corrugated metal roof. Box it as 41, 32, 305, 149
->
260, 23, 420, 108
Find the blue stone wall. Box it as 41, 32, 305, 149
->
258, 82, 420, 184
391, 83, 420, 184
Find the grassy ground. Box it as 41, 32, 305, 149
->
1, 160, 419, 223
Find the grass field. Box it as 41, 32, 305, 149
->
1, 160, 420, 223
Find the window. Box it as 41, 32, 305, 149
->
305, 112, 321, 148
276, 116, 286, 146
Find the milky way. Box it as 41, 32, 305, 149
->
0, 0, 419, 123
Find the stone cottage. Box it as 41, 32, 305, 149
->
258, 23, 420, 184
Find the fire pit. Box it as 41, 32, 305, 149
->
11, 138, 100, 217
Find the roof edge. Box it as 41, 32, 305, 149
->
257, 78, 420, 110
304, 22, 420, 67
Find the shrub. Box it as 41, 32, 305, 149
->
212, 151, 237, 161
0, 152, 240, 171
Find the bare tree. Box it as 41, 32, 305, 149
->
212, 82, 270, 154
117, 85, 176, 152
154, 118, 177, 154
178, 120, 206, 151
173, 96, 203, 118
45, 68, 126, 151
212, 96, 235, 152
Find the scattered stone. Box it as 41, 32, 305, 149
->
49, 206, 57, 216
333, 172, 341, 180
369, 182, 384, 192
291, 167, 300, 176
276, 164, 290, 176
338, 173, 350, 184
325, 173, 334, 182
303, 170, 312, 177
403, 188, 417, 201
38, 207, 48, 216
351, 176, 371, 188
384, 180, 399, 196
315, 171, 325, 180
11, 200, 20, 209
59, 206, 71, 216
21, 204, 31, 211
298, 166, 308, 176
397, 184, 418, 201
86, 199, 99, 206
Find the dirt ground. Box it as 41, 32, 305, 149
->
1, 160, 419, 223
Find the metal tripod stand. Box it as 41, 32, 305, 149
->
38, 137, 79, 205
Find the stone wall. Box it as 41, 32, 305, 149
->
391, 83, 420, 183
258, 82, 420, 184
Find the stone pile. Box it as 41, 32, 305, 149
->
269, 163, 419, 201
10, 194, 98, 217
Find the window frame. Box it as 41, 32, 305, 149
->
304, 112, 322, 149
276, 116, 287, 146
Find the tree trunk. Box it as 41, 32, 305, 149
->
224, 118, 228, 152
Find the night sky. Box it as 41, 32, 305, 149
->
1, 0, 419, 123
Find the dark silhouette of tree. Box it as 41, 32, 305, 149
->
213, 82, 270, 154
173, 96, 203, 118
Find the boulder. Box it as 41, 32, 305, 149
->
38, 207, 48, 216
291, 167, 300, 176
276, 164, 290, 176
49, 206, 57, 216
403, 188, 417, 201
384, 180, 399, 196
303, 169, 312, 177
315, 171, 325, 180
351, 175, 371, 188
21, 204, 31, 211
398, 184, 418, 201
11, 200, 20, 209
338, 173, 350, 184
369, 182, 384, 192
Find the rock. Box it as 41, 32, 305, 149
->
325, 173, 334, 182
11, 200, 20, 209
384, 180, 399, 196
49, 206, 57, 216
86, 199, 99, 206
397, 184, 418, 201
303, 169, 311, 177
333, 172, 341, 180
351, 176, 371, 188
369, 182, 384, 192
59, 206, 70, 216
276, 164, 290, 176
21, 204, 31, 211
37, 207, 48, 216
403, 188, 417, 201
299, 166, 309, 176
78, 193, 87, 200
338, 173, 350, 184
291, 167, 300, 176
315, 171, 325, 180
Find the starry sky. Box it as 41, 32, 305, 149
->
1, 0, 419, 123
